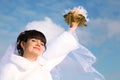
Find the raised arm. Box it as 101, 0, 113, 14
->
42, 22, 80, 71
43, 22, 79, 60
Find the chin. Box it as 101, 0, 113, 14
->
36, 52, 42, 56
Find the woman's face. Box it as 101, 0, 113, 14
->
21, 38, 45, 57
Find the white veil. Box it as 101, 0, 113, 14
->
0, 17, 105, 80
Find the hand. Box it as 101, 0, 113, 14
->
70, 22, 79, 27
69, 22, 78, 33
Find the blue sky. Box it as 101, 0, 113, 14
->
0, 0, 120, 80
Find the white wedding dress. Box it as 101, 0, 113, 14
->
0, 20, 105, 80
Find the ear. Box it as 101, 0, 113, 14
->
20, 41, 26, 50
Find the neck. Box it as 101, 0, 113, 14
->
23, 53, 38, 62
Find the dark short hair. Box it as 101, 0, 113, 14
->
16, 30, 47, 56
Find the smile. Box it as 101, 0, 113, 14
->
33, 47, 41, 51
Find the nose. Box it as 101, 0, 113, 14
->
36, 40, 41, 47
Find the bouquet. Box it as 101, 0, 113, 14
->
63, 6, 89, 27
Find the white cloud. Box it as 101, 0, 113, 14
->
0, 14, 17, 23
75, 18, 106, 46
24, 17, 120, 47
76, 18, 120, 46
107, 20, 120, 38
104, 72, 120, 80
15, 7, 37, 16
0, 29, 9, 35
0, 22, 5, 27
91, 18, 120, 38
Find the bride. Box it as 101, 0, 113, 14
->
0, 6, 105, 80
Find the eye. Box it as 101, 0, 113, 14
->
41, 42, 44, 46
31, 39, 37, 42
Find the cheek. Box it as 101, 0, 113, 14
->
24, 44, 33, 51
42, 47, 45, 52
40, 46, 45, 53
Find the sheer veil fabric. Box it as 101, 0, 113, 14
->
0, 18, 105, 80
